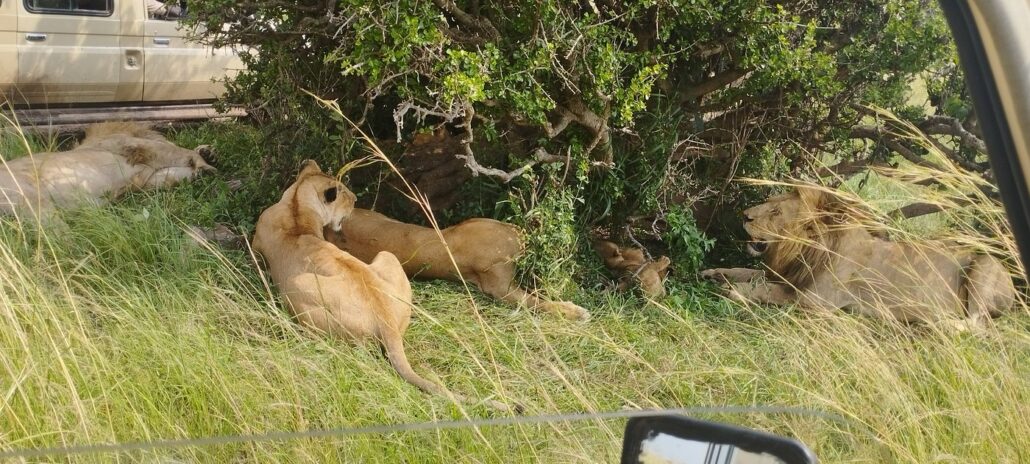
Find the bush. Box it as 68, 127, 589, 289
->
186, 0, 971, 275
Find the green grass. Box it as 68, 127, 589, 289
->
0, 121, 1028, 463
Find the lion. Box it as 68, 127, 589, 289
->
252, 161, 515, 412
323, 209, 590, 321
592, 239, 671, 298
701, 186, 1016, 327
0, 122, 214, 215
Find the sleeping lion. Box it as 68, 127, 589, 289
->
592, 239, 671, 298
0, 122, 214, 216
702, 186, 1016, 327
253, 161, 515, 412
323, 209, 590, 321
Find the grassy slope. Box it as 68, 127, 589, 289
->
0, 123, 1028, 463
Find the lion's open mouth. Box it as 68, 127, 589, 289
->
747, 240, 768, 256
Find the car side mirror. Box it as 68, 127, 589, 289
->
621, 415, 817, 464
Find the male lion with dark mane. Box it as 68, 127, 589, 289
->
0, 122, 214, 216
702, 186, 1016, 327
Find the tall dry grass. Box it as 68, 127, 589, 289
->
0, 111, 1026, 463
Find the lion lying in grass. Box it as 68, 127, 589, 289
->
702, 186, 1016, 327
323, 209, 590, 321
253, 161, 514, 412
0, 122, 214, 215
593, 239, 671, 298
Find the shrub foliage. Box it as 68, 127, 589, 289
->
187, 0, 982, 271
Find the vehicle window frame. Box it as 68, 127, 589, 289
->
23, 0, 114, 17
939, 0, 1030, 277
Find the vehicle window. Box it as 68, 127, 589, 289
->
146, 0, 184, 20
24, 0, 113, 16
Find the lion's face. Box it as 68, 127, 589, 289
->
741, 191, 807, 256
293, 160, 356, 232
138, 143, 216, 188
92, 129, 216, 190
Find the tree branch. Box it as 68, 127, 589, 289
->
542, 108, 574, 138
563, 96, 613, 164
454, 104, 565, 183
431, 0, 500, 40
849, 125, 947, 171
923, 133, 986, 172
695, 43, 726, 59
680, 68, 750, 103
457, 147, 564, 183
919, 115, 987, 153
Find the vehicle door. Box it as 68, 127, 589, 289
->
0, 1, 18, 104
143, 2, 240, 102
15, 0, 142, 105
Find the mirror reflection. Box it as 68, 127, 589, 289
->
636, 432, 787, 464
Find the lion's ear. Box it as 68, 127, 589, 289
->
592, 239, 620, 258
653, 256, 672, 275
796, 186, 826, 208
797, 185, 847, 220
298, 159, 322, 178
323, 186, 338, 203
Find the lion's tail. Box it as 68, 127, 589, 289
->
380, 328, 520, 413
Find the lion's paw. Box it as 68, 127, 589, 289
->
701, 268, 728, 282
196, 144, 216, 162
549, 302, 590, 322
938, 318, 990, 338
723, 286, 751, 304
707, 282, 750, 304
702, 268, 763, 283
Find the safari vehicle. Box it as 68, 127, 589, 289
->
0, 0, 242, 125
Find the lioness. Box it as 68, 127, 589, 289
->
702, 186, 1016, 327
253, 161, 514, 412
323, 209, 590, 321
592, 239, 671, 298
0, 122, 214, 215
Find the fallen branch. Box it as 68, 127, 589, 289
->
889, 197, 975, 219
816, 157, 890, 177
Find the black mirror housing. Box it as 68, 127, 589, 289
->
621, 415, 817, 464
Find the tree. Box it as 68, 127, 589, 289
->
186, 0, 977, 250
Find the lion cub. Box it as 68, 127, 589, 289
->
592, 240, 671, 298
252, 160, 513, 412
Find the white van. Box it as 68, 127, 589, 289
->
0, 1, 242, 107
